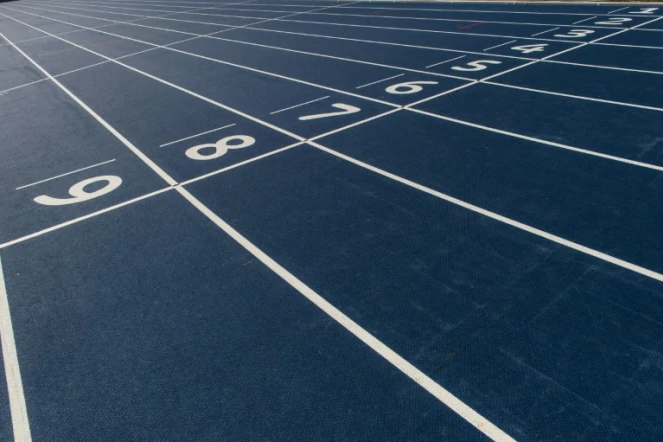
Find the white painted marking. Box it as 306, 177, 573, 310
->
307, 139, 663, 285
298, 103, 360, 121
355, 73, 404, 89
427, 56, 468, 70
0, 32, 178, 186
572, 16, 596, 25
531, 27, 559, 37
34, 175, 123, 206
175, 184, 517, 442
15, 159, 117, 190
269, 96, 329, 115
483, 40, 516, 52
608, 7, 629, 14
159, 123, 235, 147
0, 188, 172, 249
0, 255, 32, 442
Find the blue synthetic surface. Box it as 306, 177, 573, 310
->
1, 1, 663, 441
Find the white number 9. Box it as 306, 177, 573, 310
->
34, 175, 122, 206
385, 81, 439, 95
186, 135, 256, 160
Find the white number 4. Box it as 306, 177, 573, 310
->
511, 44, 548, 54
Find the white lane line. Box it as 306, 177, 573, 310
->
0, 32, 178, 186
3, 4, 398, 109
181, 140, 305, 185
175, 184, 517, 442
0, 255, 32, 442
483, 39, 516, 52
355, 73, 403, 89
0, 188, 172, 249
269, 96, 329, 115
15, 159, 117, 190
307, 139, 663, 284
531, 27, 558, 37
0, 11, 306, 142
608, 7, 629, 14
572, 16, 596, 25
408, 107, 663, 172
426, 55, 466, 69
159, 123, 235, 147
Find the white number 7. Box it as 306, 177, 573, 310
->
299, 103, 361, 121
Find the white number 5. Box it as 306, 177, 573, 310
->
451, 60, 502, 72
34, 175, 122, 206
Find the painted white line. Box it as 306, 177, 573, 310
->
484, 81, 663, 113
0, 188, 172, 250
531, 27, 558, 37
408, 107, 663, 172
175, 184, 517, 442
15, 159, 117, 190
483, 39, 516, 52
572, 16, 596, 25
0, 255, 32, 442
0, 11, 306, 142
159, 123, 235, 147
426, 55, 466, 69
0, 32, 178, 186
355, 73, 404, 89
269, 96, 329, 114
598, 41, 663, 50
309, 108, 400, 142
181, 140, 305, 185
3, 4, 398, 109
608, 7, 629, 14
307, 139, 663, 285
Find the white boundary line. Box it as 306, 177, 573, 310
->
159, 123, 235, 146
356, 73, 403, 89
483, 39, 516, 51
175, 185, 517, 442
531, 26, 558, 36
608, 7, 630, 15
15, 159, 117, 190
0, 255, 32, 442
306, 139, 663, 284
572, 16, 596, 24
426, 55, 465, 68
269, 95, 329, 114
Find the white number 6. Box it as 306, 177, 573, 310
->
34, 175, 122, 206
385, 81, 438, 94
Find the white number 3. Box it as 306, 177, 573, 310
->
34, 175, 122, 206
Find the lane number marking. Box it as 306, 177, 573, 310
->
385, 81, 439, 95
511, 44, 548, 54
451, 60, 502, 72
34, 175, 122, 206
299, 103, 361, 121
186, 135, 256, 160
554, 29, 595, 38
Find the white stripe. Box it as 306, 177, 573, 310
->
531, 27, 558, 37
355, 73, 404, 89
0, 32, 178, 186
159, 123, 235, 147
269, 96, 329, 114
0, 255, 32, 442
483, 40, 516, 52
572, 16, 596, 25
15, 159, 117, 190
426, 55, 466, 69
608, 7, 629, 14
175, 185, 517, 442
307, 139, 663, 284
0, 188, 172, 250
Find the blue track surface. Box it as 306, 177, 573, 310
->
1, 0, 663, 441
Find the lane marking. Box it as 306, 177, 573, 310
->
483, 39, 516, 51
269, 96, 329, 114
608, 7, 629, 15
0, 188, 172, 250
3, 4, 399, 109
159, 123, 235, 147
175, 185, 517, 442
307, 139, 663, 285
0, 255, 32, 442
15, 159, 117, 190
531, 27, 558, 37
355, 73, 404, 89
426, 55, 466, 69
572, 16, 596, 25
1, 31, 178, 186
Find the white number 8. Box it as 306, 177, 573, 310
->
34, 175, 122, 206
186, 135, 256, 160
